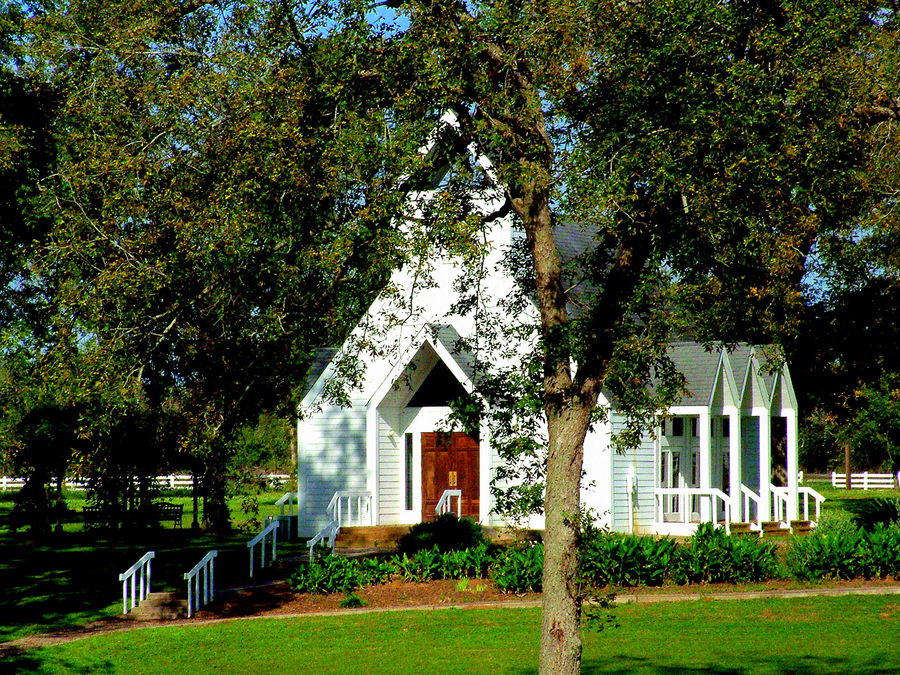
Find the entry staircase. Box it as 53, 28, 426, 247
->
308, 488, 464, 556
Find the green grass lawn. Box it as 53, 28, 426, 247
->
7, 595, 899, 674
0, 489, 304, 643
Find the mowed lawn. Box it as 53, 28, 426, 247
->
10, 594, 899, 674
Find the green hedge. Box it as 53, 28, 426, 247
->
290, 523, 900, 595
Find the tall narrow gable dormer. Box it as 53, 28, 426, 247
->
769, 366, 798, 416
709, 349, 740, 413
739, 348, 772, 413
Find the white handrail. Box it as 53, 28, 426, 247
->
769, 484, 790, 525
435, 489, 462, 516
798, 486, 825, 524
307, 520, 339, 557
274, 492, 298, 539
653, 488, 731, 535
247, 519, 280, 578
326, 491, 373, 527
740, 484, 761, 525
118, 551, 155, 614
184, 550, 217, 618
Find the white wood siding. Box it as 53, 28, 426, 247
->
297, 405, 368, 536
610, 414, 656, 532
377, 408, 402, 523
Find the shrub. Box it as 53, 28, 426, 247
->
786, 530, 865, 580
815, 510, 859, 537
491, 543, 543, 593
850, 497, 900, 531
357, 556, 396, 586
397, 514, 487, 555
289, 554, 361, 594
393, 547, 444, 582
581, 528, 676, 588
439, 543, 491, 579
674, 523, 777, 584
863, 524, 900, 579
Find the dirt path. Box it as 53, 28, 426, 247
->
4, 578, 900, 655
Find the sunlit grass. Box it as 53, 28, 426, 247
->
11, 595, 899, 674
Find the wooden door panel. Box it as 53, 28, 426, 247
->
421, 432, 480, 522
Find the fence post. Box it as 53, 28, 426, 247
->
863, 471, 869, 490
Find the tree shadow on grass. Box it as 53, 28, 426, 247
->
578, 653, 898, 674
0, 646, 116, 675
0, 525, 300, 643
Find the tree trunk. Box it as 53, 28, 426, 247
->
539, 400, 592, 675
202, 466, 232, 532
844, 441, 851, 490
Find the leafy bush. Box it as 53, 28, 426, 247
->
674, 523, 777, 584
439, 543, 492, 579
863, 524, 900, 578
787, 523, 900, 580
357, 556, 396, 586
397, 514, 486, 555
289, 554, 362, 594
850, 497, 900, 531
393, 547, 444, 582
815, 510, 860, 537
581, 527, 676, 587
787, 530, 864, 580
491, 544, 543, 593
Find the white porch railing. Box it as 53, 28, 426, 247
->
247, 519, 280, 578
653, 488, 731, 535
118, 551, 155, 614
770, 484, 790, 526
435, 489, 462, 516
831, 471, 900, 490
327, 491, 373, 527
275, 492, 298, 538
184, 550, 217, 618
740, 485, 762, 527
798, 486, 825, 525
307, 520, 339, 558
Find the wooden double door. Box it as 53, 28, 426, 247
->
421, 432, 480, 521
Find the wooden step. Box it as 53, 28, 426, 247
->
334, 525, 411, 549
128, 592, 188, 621
790, 520, 815, 535
760, 521, 792, 538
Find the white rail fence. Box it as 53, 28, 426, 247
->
831, 471, 900, 490
247, 519, 280, 578
435, 489, 462, 516
0, 474, 292, 492
118, 551, 155, 614
184, 550, 217, 618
